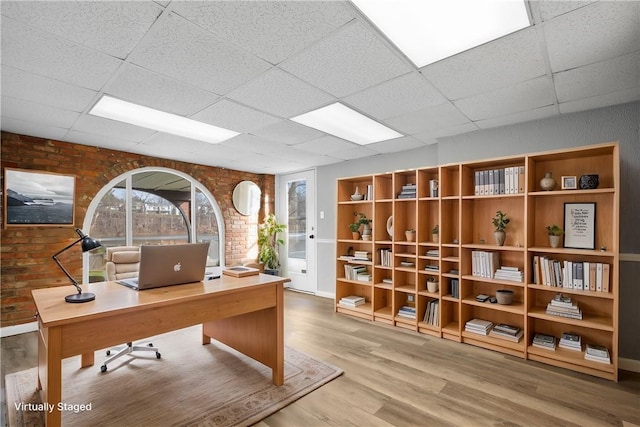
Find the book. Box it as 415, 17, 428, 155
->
584, 344, 611, 363
532, 333, 557, 350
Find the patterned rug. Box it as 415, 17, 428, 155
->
4, 329, 342, 426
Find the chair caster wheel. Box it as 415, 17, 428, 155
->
106, 350, 111, 356
156, 352, 161, 359
100, 365, 107, 373
148, 343, 153, 347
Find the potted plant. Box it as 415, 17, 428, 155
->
546, 224, 564, 248
349, 221, 361, 240
405, 228, 416, 242
358, 213, 372, 241
431, 225, 439, 243
258, 214, 286, 275
427, 276, 439, 293
492, 210, 510, 246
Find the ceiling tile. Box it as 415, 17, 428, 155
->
251, 119, 325, 145
421, 27, 547, 100
227, 68, 335, 118
475, 105, 559, 130
71, 115, 157, 143
384, 103, 471, 135
536, 1, 596, 22
1, 66, 97, 112
343, 72, 447, 119
413, 122, 480, 143
1, 96, 80, 128
191, 100, 280, 133
172, 1, 354, 65
0, 116, 68, 141
66, 130, 143, 153
219, 134, 287, 154
366, 136, 426, 154
554, 52, 640, 102
0, 1, 164, 59
129, 13, 271, 95
281, 21, 411, 97
331, 146, 380, 161
0, 17, 122, 90
293, 135, 356, 155
106, 64, 219, 116
544, 1, 640, 72
559, 87, 640, 114
453, 76, 556, 121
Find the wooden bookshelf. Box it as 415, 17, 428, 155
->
335, 143, 619, 381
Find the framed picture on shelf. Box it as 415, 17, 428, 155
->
3, 168, 76, 227
563, 202, 596, 249
561, 176, 577, 190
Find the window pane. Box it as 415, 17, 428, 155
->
287, 179, 306, 260
90, 180, 126, 247
195, 189, 220, 266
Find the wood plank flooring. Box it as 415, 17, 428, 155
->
2, 290, 639, 426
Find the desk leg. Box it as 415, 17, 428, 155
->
80, 352, 94, 368
202, 283, 284, 386
39, 325, 63, 427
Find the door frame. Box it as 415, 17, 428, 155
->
276, 169, 317, 294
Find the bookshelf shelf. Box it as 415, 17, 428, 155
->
335, 142, 619, 381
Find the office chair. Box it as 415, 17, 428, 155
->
101, 246, 161, 372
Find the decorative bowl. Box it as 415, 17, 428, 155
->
495, 289, 514, 305
351, 194, 364, 201
579, 174, 599, 189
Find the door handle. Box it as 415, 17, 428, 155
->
309, 234, 315, 239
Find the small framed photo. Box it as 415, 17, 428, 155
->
561, 176, 577, 190
564, 202, 596, 249
4, 168, 76, 227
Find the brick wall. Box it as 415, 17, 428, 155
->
1, 132, 275, 327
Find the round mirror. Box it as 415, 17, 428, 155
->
232, 181, 261, 216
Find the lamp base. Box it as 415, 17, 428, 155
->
65, 292, 96, 303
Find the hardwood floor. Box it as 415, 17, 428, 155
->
2, 290, 639, 426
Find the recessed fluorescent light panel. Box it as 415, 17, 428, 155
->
351, 0, 530, 67
89, 95, 240, 144
291, 102, 403, 145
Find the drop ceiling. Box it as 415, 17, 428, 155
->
1, 1, 638, 174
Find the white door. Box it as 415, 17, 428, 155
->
278, 170, 316, 294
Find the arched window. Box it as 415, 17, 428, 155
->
83, 168, 224, 282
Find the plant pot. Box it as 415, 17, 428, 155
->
549, 235, 562, 248
432, 233, 438, 243
496, 289, 514, 305
352, 231, 360, 240
494, 230, 506, 246
427, 280, 439, 293
264, 268, 279, 276
405, 231, 416, 242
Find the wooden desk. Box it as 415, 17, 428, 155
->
32, 274, 286, 427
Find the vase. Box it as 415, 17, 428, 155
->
427, 280, 439, 293
540, 172, 556, 191
549, 235, 562, 248
579, 174, 599, 189
494, 231, 506, 246
351, 186, 364, 201
432, 233, 438, 243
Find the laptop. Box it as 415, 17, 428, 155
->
117, 242, 213, 290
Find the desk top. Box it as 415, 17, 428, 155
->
32, 273, 288, 328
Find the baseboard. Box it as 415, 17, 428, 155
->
620, 357, 640, 373
1, 321, 37, 337
314, 290, 335, 300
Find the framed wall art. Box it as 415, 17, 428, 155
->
563, 202, 596, 249
4, 168, 76, 227
561, 176, 577, 190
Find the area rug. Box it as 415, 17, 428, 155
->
4, 329, 342, 427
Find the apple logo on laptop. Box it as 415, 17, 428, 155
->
173, 262, 181, 272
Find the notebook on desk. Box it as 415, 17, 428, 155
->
117, 242, 213, 290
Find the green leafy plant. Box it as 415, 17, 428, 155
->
546, 224, 564, 236
349, 212, 371, 232
492, 210, 510, 232
258, 214, 286, 270
432, 225, 439, 234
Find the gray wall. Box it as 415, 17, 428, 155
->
315, 101, 639, 360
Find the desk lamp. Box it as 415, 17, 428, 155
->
52, 228, 102, 303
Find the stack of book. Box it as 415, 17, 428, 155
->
382, 278, 393, 286
559, 332, 582, 351
397, 306, 416, 320
488, 323, 523, 342
584, 344, 611, 364
353, 251, 371, 261
450, 279, 459, 299
339, 295, 365, 308
397, 183, 416, 199
545, 294, 583, 320
464, 318, 493, 336
493, 266, 524, 283
344, 265, 371, 282
423, 300, 439, 326
532, 333, 557, 351
425, 249, 439, 258
424, 264, 439, 271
